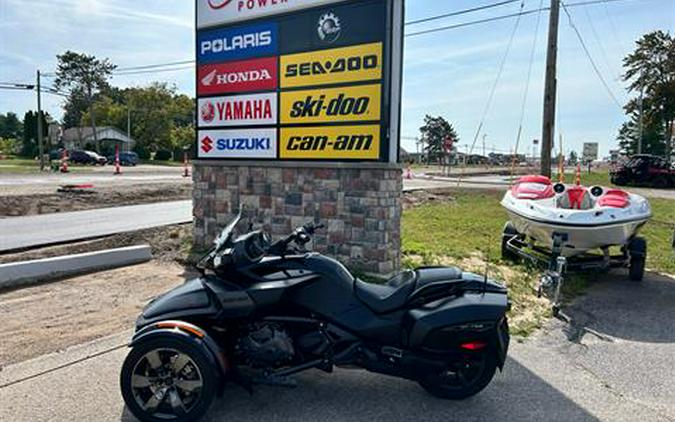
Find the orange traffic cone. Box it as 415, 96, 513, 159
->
182, 152, 190, 178
60, 150, 69, 173
405, 164, 414, 180
113, 145, 122, 175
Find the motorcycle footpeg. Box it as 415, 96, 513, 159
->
252, 375, 299, 388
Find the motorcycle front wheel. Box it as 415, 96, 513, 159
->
120, 337, 217, 422
418, 351, 498, 400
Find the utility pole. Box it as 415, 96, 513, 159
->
540, 0, 560, 178
127, 107, 131, 153
637, 84, 644, 154
36, 70, 45, 171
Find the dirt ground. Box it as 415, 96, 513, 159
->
0, 261, 190, 367
0, 183, 192, 217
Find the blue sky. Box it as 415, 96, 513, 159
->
1, 0, 673, 157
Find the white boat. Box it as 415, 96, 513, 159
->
501, 175, 652, 257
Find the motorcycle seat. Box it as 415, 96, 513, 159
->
354, 267, 464, 314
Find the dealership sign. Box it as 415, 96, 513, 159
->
197, 0, 348, 29
194, 0, 404, 161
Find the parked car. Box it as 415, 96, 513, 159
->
68, 150, 106, 165
610, 154, 675, 188
106, 151, 139, 166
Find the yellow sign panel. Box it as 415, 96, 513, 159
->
280, 125, 381, 160
280, 84, 381, 124
281, 42, 383, 88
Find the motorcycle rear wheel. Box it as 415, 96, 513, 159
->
418, 351, 498, 400
120, 337, 217, 422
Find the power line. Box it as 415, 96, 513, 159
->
114, 59, 195, 73
560, 1, 623, 108
406, 0, 640, 38
405, 0, 521, 26
112, 65, 194, 76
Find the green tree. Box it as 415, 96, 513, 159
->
419, 115, 459, 164
54, 51, 116, 152
619, 31, 675, 159
568, 150, 579, 165
0, 112, 23, 139
21, 111, 48, 157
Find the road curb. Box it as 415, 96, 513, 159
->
0, 245, 152, 290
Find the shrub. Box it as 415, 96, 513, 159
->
154, 149, 172, 161
134, 145, 151, 160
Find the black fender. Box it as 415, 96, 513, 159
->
129, 320, 228, 378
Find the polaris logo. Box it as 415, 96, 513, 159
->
200, 30, 272, 55
202, 69, 272, 87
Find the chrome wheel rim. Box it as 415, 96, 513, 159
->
130, 348, 203, 419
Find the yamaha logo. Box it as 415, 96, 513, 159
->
201, 136, 214, 153
317, 12, 341, 44
200, 101, 216, 123
208, 0, 233, 9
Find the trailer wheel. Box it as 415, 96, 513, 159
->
501, 222, 519, 262
628, 237, 647, 282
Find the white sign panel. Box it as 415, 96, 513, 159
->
582, 142, 599, 161
198, 128, 277, 158
197, 0, 346, 28
198, 93, 277, 127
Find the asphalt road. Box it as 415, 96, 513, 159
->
1, 270, 673, 422
0, 200, 192, 252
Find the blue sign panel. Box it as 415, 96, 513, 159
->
197, 22, 278, 64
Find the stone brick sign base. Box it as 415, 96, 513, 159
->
193, 161, 402, 274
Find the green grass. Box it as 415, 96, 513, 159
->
0, 157, 94, 174
401, 188, 675, 336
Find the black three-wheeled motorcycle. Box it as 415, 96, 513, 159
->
120, 211, 510, 421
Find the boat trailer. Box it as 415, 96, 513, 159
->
502, 226, 646, 316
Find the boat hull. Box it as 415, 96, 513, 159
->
503, 208, 649, 256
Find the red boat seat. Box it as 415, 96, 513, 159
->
597, 189, 630, 208
557, 186, 593, 210
512, 175, 554, 200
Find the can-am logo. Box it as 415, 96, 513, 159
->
198, 57, 277, 95
198, 22, 277, 63
198, 93, 277, 127
317, 12, 341, 43
280, 125, 380, 159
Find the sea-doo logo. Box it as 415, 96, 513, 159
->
281, 42, 382, 88
198, 93, 277, 127
281, 84, 381, 124
317, 12, 341, 43
201, 136, 214, 153
280, 125, 380, 159
198, 57, 277, 95
198, 23, 277, 63
198, 129, 277, 158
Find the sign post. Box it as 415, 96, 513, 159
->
193, 0, 405, 274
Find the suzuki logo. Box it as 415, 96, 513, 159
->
201, 136, 214, 153
208, 0, 233, 9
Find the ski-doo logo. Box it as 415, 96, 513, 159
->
198, 93, 277, 127
198, 129, 277, 159
198, 22, 277, 64
198, 57, 277, 95
281, 42, 382, 88
280, 125, 380, 159
280, 84, 381, 124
